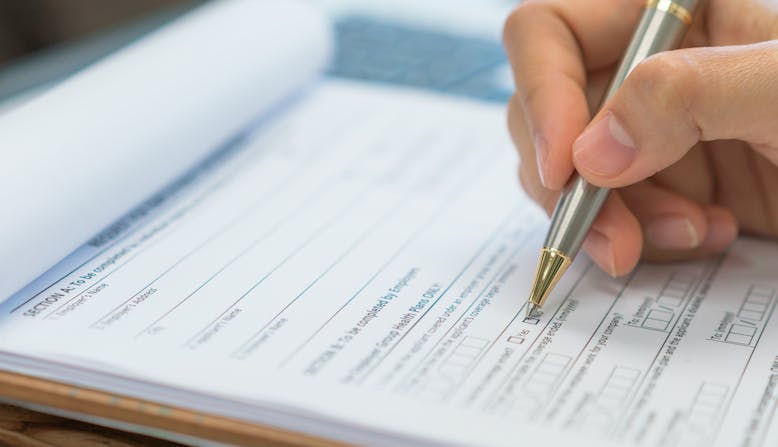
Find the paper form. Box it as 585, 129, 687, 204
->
1, 81, 777, 447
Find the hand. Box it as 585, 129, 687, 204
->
504, 0, 778, 276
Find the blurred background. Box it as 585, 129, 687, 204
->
0, 1, 195, 65
0, 0, 519, 108
0, 1, 190, 65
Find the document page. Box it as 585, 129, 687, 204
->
1, 81, 777, 447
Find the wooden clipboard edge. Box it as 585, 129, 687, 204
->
0, 369, 351, 447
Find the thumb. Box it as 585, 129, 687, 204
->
571, 42, 778, 187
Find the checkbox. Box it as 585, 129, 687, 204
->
523, 316, 540, 325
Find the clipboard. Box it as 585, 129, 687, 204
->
0, 370, 349, 447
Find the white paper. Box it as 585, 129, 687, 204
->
1, 81, 777, 447
0, 0, 332, 300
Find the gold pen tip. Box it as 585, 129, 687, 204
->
526, 247, 572, 312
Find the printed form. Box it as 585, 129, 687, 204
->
1, 81, 777, 447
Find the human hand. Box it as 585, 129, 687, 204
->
504, 0, 778, 276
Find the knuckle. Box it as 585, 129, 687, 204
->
632, 53, 695, 106
628, 51, 703, 136
518, 82, 543, 114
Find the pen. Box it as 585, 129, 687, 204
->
525, 0, 701, 318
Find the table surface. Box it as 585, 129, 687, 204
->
0, 404, 182, 447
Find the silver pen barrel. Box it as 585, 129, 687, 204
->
546, 0, 699, 259
526, 0, 701, 316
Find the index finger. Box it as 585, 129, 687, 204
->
503, 0, 644, 190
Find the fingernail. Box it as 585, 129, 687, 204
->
645, 215, 700, 249
534, 133, 549, 188
573, 113, 637, 178
583, 230, 617, 277
701, 216, 738, 248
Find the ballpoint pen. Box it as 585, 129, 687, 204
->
525, 0, 701, 318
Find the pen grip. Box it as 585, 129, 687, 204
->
543, 0, 701, 259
